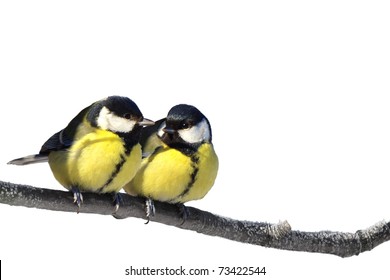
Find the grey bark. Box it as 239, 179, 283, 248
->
1, 180, 389, 258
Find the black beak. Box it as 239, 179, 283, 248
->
163, 127, 176, 134
138, 118, 155, 126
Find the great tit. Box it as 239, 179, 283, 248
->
123, 104, 219, 220
8, 96, 154, 210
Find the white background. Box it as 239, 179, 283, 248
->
1, 1, 390, 279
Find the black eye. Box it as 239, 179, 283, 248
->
181, 121, 192, 129
123, 113, 131, 119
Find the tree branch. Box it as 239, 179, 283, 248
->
1, 180, 389, 257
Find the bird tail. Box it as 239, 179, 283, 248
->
8, 154, 49, 165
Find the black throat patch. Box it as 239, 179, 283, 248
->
159, 131, 201, 157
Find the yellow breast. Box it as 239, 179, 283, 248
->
48, 129, 142, 193
124, 143, 218, 203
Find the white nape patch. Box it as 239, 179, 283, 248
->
157, 121, 166, 138
97, 106, 136, 133
178, 118, 211, 144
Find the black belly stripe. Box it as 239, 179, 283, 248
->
97, 153, 127, 193
169, 155, 199, 202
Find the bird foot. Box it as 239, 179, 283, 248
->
71, 187, 83, 213
177, 203, 189, 225
112, 193, 123, 213
145, 198, 155, 224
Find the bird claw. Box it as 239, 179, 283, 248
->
112, 193, 123, 213
178, 203, 189, 225
145, 198, 155, 224
71, 187, 83, 212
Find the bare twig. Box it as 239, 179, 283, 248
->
1, 180, 389, 257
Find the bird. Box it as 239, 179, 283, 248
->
8, 95, 154, 211
123, 104, 219, 221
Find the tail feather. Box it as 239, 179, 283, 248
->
8, 154, 49, 166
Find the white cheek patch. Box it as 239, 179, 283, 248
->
178, 118, 211, 144
97, 106, 136, 133
97, 107, 110, 130
157, 121, 166, 138
108, 115, 136, 133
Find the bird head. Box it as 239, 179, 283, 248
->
88, 96, 154, 133
158, 104, 212, 147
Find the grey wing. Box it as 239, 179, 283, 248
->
8, 104, 91, 166
7, 129, 73, 165
39, 129, 73, 154
140, 118, 165, 158
139, 118, 165, 148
